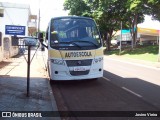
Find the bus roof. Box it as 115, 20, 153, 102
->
50, 16, 93, 21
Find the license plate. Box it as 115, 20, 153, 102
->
74, 67, 86, 71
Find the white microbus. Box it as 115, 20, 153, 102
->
41, 16, 103, 81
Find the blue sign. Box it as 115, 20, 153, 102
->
5, 25, 26, 35
122, 28, 136, 34
122, 29, 130, 34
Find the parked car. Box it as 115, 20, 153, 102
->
24, 37, 37, 46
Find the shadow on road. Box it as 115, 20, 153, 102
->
50, 70, 160, 120
103, 70, 160, 109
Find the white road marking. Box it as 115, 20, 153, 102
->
103, 77, 142, 98
103, 77, 111, 81
122, 87, 142, 98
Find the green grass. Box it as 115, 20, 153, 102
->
105, 45, 159, 62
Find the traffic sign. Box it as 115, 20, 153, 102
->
5, 25, 25, 35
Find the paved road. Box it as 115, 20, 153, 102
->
51, 56, 160, 120
103, 56, 160, 109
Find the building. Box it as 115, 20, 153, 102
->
137, 27, 159, 44
114, 15, 160, 45
114, 27, 160, 45
0, 2, 37, 61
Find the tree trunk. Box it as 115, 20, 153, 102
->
104, 32, 108, 50
133, 13, 138, 47
104, 30, 113, 51
108, 30, 113, 51
107, 36, 111, 51
129, 13, 138, 49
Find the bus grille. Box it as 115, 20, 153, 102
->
66, 59, 92, 67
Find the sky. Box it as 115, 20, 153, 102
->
138, 15, 160, 30
1, 0, 69, 31
1, 0, 160, 31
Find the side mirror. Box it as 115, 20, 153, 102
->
38, 32, 44, 42
41, 46, 45, 51
45, 32, 48, 40
38, 32, 48, 49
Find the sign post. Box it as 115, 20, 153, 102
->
27, 45, 31, 97
5, 25, 38, 97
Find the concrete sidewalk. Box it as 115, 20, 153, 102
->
0, 51, 60, 120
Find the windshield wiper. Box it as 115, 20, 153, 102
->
59, 41, 82, 49
72, 40, 99, 47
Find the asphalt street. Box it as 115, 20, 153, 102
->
103, 56, 160, 109
51, 56, 160, 120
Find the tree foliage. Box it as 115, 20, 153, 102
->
87, 0, 129, 50
125, 0, 146, 48
144, 0, 160, 20
63, 0, 159, 50
64, 0, 91, 17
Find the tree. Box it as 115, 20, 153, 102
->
64, 0, 91, 17
125, 0, 145, 48
144, 0, 160, 21
63, 0, 150, 50
86, 0, 132, 50
64, 0, 128, 51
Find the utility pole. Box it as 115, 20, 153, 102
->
38, 8, 40, 33
38, 0, 41, 33
0, 7, 4, 17
119, 21, 122, 55
158, 30, 160, 62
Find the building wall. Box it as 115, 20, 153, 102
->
0, 32, 3, 61
3, 36, 19, 59
0, 2, 30, 36
0, 46, 3, 61
0, 2, 30, 62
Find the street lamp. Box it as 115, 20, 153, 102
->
0, 7, 4, 17
38, 0, 41, 33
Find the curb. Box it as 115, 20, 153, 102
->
46, 78, 61, 120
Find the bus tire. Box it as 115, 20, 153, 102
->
50, 79, 59, 84
50, 79, 54, 84
92, 78, 98, 81
47, 62, 51, 79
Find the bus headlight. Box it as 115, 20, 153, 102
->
94, 57, 103, 63
51, 59, 65, 65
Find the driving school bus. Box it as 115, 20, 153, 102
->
39, 16, 103, 81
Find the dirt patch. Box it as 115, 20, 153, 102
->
0, 61, 11, 69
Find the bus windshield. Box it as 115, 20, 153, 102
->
50, 17, 102, 50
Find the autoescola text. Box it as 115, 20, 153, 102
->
65, 52, 92, 58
